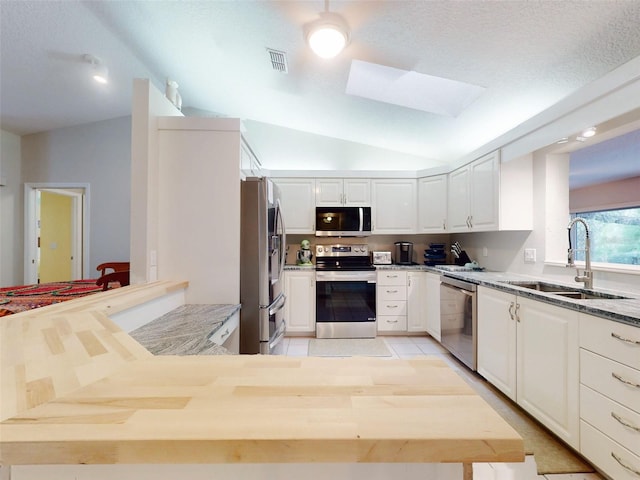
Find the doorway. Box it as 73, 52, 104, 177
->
24, 183, 90, 284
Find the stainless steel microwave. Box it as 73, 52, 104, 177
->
315, 207, 371, 237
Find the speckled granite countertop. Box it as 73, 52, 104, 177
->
440, 270, 640, 328
130, 304, 240, 355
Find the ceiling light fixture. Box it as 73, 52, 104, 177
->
581, 126, 597, 138
305, 3, 349, 59
83, 54, 108, 84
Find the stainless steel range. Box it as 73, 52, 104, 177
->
315, 244, 377, 339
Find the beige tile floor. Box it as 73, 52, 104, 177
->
281, 335, 605, 480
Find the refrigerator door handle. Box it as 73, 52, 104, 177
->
268, 292, 286, 316
275, 198, 287, 277
269, 320, 287, 349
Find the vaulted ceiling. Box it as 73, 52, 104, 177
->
2, 1, 640, 172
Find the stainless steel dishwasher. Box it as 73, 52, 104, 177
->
439, 276, 477, 371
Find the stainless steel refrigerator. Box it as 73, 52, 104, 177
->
240, 177, 287, 354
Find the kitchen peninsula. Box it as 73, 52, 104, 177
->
0, 282, 524, 480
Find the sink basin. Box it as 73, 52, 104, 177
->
499, 281, 629, 300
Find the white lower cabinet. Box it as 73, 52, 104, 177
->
283, 270, 315, 334
407, 272, 428, 332
376, 270, 429, 333
579, 313, 640, 479
477, 287, 517, 401
377, 270, 407, 332
425, 272, 441, 341
477, 287, 579, 449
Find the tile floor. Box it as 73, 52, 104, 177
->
281, 335, 605, 480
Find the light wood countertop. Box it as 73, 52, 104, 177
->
0, 280, 523, 468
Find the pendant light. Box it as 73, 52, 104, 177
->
305, 2, 350, 59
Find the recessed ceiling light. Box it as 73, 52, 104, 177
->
556, 137, 569, 144
581, 126, 597, 138
83, 54, 108, 84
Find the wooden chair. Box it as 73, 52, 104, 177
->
96, 262, 130, 290
96, 262, 130, 276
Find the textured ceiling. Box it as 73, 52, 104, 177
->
2, 1, 640, 171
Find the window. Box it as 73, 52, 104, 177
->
570, 207, 640, 266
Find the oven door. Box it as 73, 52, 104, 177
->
315, 271, 377, 338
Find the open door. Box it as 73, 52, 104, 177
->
24, 183, 90, 284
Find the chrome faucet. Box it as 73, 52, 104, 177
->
567, 217, 593, 289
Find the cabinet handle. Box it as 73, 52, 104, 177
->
515, 303, 521, 322
387, 289, 398, 293
442, 220, 446, 230
611, 452, 640, 476
387, 274, 398, 278
611, 411, 640, 432
387, 305, 399, 309
469, 215, 473, 228
387, 319, 399, 323
508, 302, 515, 320
611, 332, 640, 345
220, 328, 230, 340
612, 372, 640, 389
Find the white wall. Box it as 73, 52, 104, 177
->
0, 130, 23, 286
20, 117, 131, 275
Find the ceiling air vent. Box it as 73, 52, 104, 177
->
267, 48, 288, 73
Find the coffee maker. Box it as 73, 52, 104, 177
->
394, 241, 414, 265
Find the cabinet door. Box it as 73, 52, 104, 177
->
477, 286, 517, 401
469, 151, 498, 231
284, 271, 315, 333
315, 179, 343, 206
425, 272, 441, 341
273, 179, 315, 234
343, 179, 371, 206
447, 166, 470, 232
517, 297, 580, 449
418, 175, 448, 233
371, 179, 417, 234
407, 272, 428, 332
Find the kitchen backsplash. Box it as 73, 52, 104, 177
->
285, 234, 453, 266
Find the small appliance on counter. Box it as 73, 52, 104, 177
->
394, 241, 414, 265
372, 251, 392, 265
424, 243, 446, 266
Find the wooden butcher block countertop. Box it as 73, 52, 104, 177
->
0, 281, 524, 467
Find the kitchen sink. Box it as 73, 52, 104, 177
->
498, 281, 630, 300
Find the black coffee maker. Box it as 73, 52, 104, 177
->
394, 241, 414, 265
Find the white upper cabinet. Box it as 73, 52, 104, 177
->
315, 178, 370, 206
240, 139, 262, 179
273, 178, 316, 234
371, 179, 417, 234
448, 151, 532, 232
418, 174, 448, 233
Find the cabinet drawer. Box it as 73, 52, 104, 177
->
581, 420, 640, 480
580, 313, 640, 369
377, 300, 407, 316
377, 286, 407, 301
581, 384, 640, 456
377, 271, 407, 286
581, 349, 640, 414
377, 315, 407, 332
209, 312, 239, 345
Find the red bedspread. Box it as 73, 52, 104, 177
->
0, 279, 106, 317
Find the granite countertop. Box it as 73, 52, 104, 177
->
130, 304, 240, 355
440, 270, 640, 328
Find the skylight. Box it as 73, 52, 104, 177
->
346, 60, 485, 117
